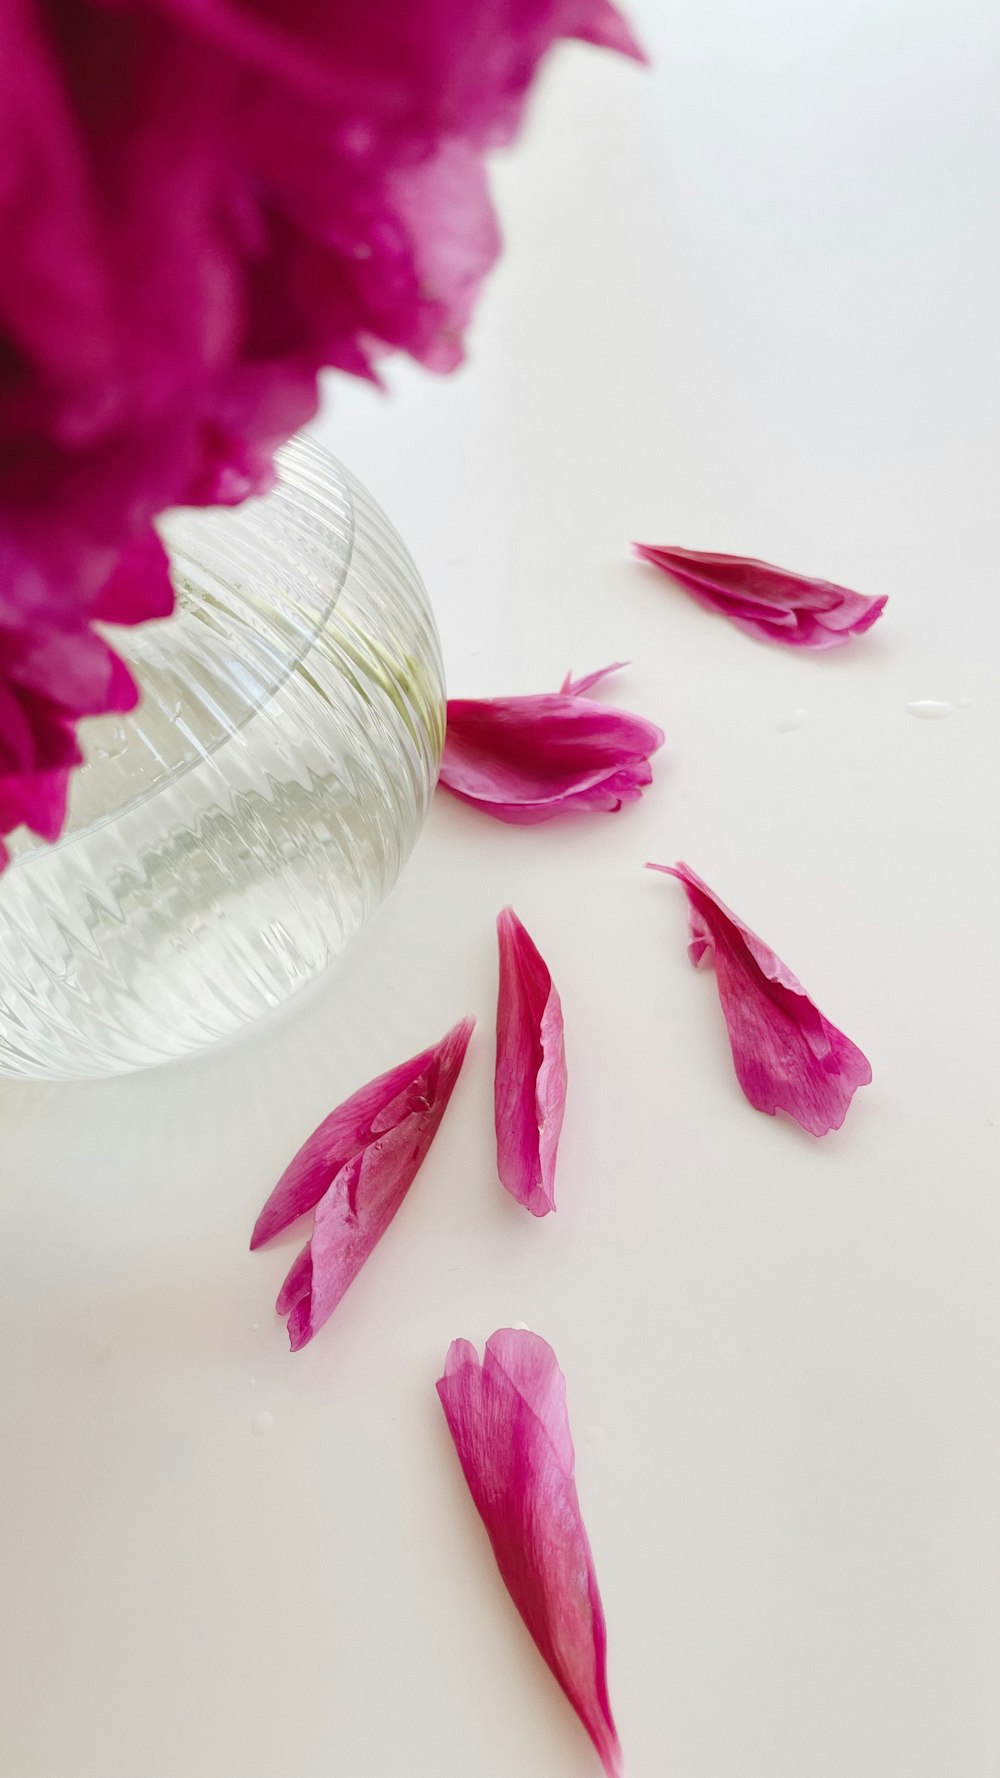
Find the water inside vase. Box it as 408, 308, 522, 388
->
0, 440, 444, 1080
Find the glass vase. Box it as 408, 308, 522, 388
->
0, 437, 444, 1080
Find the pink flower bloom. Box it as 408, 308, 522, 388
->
648, 862, 871, 1135
633, 544, 886, 649
437, 1329, 621, 1778
0, 0, 639, 859
440, 663, 664, 823
495, 908, 566, 1215
252, 1017, 474, 1348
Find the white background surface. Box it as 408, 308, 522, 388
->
2, 3, 1000, 1774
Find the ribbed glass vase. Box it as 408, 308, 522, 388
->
0, 437, 444, 1080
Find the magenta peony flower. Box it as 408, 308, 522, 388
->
0, 0, 640, 854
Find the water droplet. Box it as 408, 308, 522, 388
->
251, 1410, 274, 1437
93, 723, 129, 763
776, 707, 808, 733
251, 1321, 260, 1333
512, 1321, 531, 1332
249, 1377, 258, 1388
905, 699, 955, 720
585, 1425, 606, 1445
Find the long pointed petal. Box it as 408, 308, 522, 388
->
634, 543, 886, 649
437, 1330, 621, 1777
262, 1019, 475, 1349
495, 908, 566, 1215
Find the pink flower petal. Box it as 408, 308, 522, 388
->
572, 0, 647, 61
0, 763, 73, 844
648, 862, 872, 1135
253, 1018, 474, 1348
92, 531, 176, 626
634, 544, 887, 649
559, 661, 630, 697
440, 663, 663, 824
251, 1019, 473, 1248
437, 1329, 621, 1778
495, 908, 566, 1216
0, 618, 139, 850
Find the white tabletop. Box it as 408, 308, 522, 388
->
2, 4, 999, 1774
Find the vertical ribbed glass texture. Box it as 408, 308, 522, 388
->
0, 438, 444, 1079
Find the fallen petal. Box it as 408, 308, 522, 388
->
251, 1017, 474, 1248
634, 544, 886, 649
559, 662, 630, 697
648, 862, 871, 1135
495, 908, 566, 1215
437, 1329, 621, 1778
440, 664, 663, 823
252, 1018, 474, 1348
279, 1128, 428, 1350
275, 1242, 313, 1318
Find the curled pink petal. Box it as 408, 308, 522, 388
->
253, 1018, 474, 1348
440, 664, 663, 824
437, 1329, 621, 1778
634, 544, 887, 649
274, 1242, 312, 1319
559, 662, 629, 697
495, 908, 566, 1216
649, 862, 871, 1135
